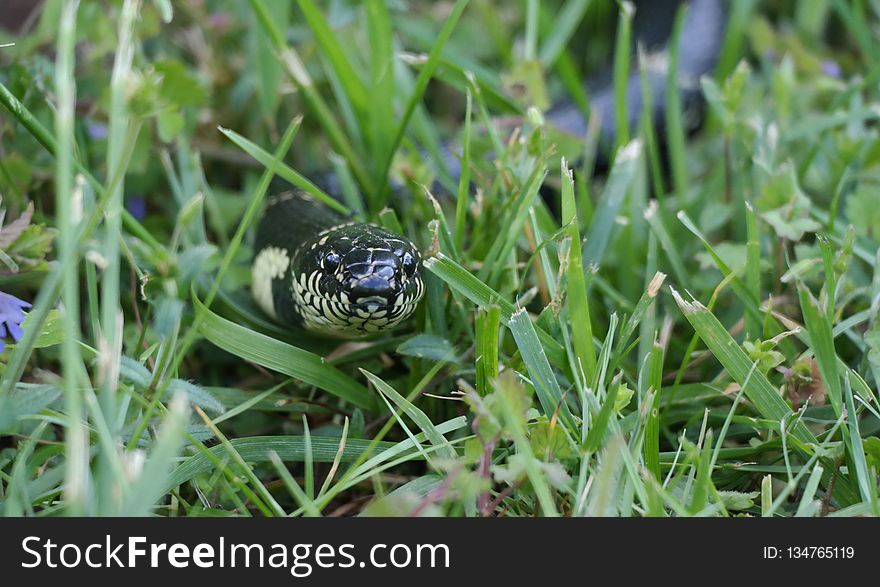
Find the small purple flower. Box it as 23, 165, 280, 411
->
821, 59, 842, 79
126, 195, 147, 221
87, 121, 108, 140
0, 291, 31, 353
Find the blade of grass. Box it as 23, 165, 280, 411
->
794, 464, 824, 517
301, 415, 314, 500
584, 376, 619, 453
211, 380, 290, 424
689, 429, 714, 514
317, 417, 349, 499
475, 306, 501, 396
613, 272, 666, 366
268, 451, 320, 517
54, 0, 90, 516
744, 202, 762, 339
508, 308, 577, 432
644, 201, 690, 290
479, 163, 547, 285
193, 406, 284, 516
797, 282, 842, 415
561, 159, 597, 383
678, 209, 767, 329
100, 0, 138, 411
361, 369, 457, 460
373, 0, 470, 209
761, 475, 773, 517
168, 434, 409, 489
843, 374, 877, 510
638, 48, 667, 200
611, 1, 633, 152
665, 4, 688, 204
297, 0, 369, 116
496, 373, 560, 516
715, 0, 758, 79
644, 341, 664, 481
366, 0, 395, 180
670, 288, 814, 445
582, 139, 642, 270
248, 0, 372, 193
4, 421, 50, 516
192, 293, 371, 409
218, 126, 348, 214
453, 89, 473, 254
423, 252, 566, 365
538, 0, 592, 65
122, 394, 190, 516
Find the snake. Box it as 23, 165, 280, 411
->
251, 0, 726, 338
252, 190, 424, 337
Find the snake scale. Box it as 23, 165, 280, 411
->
251, 0, 726, 338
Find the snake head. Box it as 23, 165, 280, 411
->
292, 222, 424, 337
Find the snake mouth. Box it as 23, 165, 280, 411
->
311, 293, 421, 315
351, 295, 393, 311
296, 290, 423, 337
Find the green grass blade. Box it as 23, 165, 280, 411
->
193, 293, 372, 409
582, 139, 642, 269
538, 0, 591, 65
843, 374, 876, 510
366, 0, 395, 179
508, 308, 576, 431
54, 0, 90, 515
317, 417, 349, 499
122, 395, 189, 516
689, 429, 714, 514
248, 0, 373, 193
644, 341, 664, 481
561, 160, 597, 383
361, 369, 457, 460
612, 1, 633, 151
794, 464, 824, 517
218, 125, 347, 214
194, 406, 284, 516
476, 306, 501, 396
584, 378, 619, 454
297, 0, 369, 115
269, 451, 320, 516
423, 252, 566, 364
374, 0, 470, 207
478, 164, 547, 285
169, 435, 398, 489
670, 288, 815, 446
797, 283, 842, 415
453, 89, 473, 255
744, 202, 762, 339
664, 4, 688, 203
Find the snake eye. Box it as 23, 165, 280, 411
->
323, 251, 341, 273
401, 252, 416, 277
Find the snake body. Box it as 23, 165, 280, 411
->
252, 0, 725, 338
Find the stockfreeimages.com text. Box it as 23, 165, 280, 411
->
21, 535, 450, 578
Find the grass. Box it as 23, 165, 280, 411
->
0, 0, 878, 517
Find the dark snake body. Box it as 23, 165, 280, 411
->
252, 0, 725, 338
